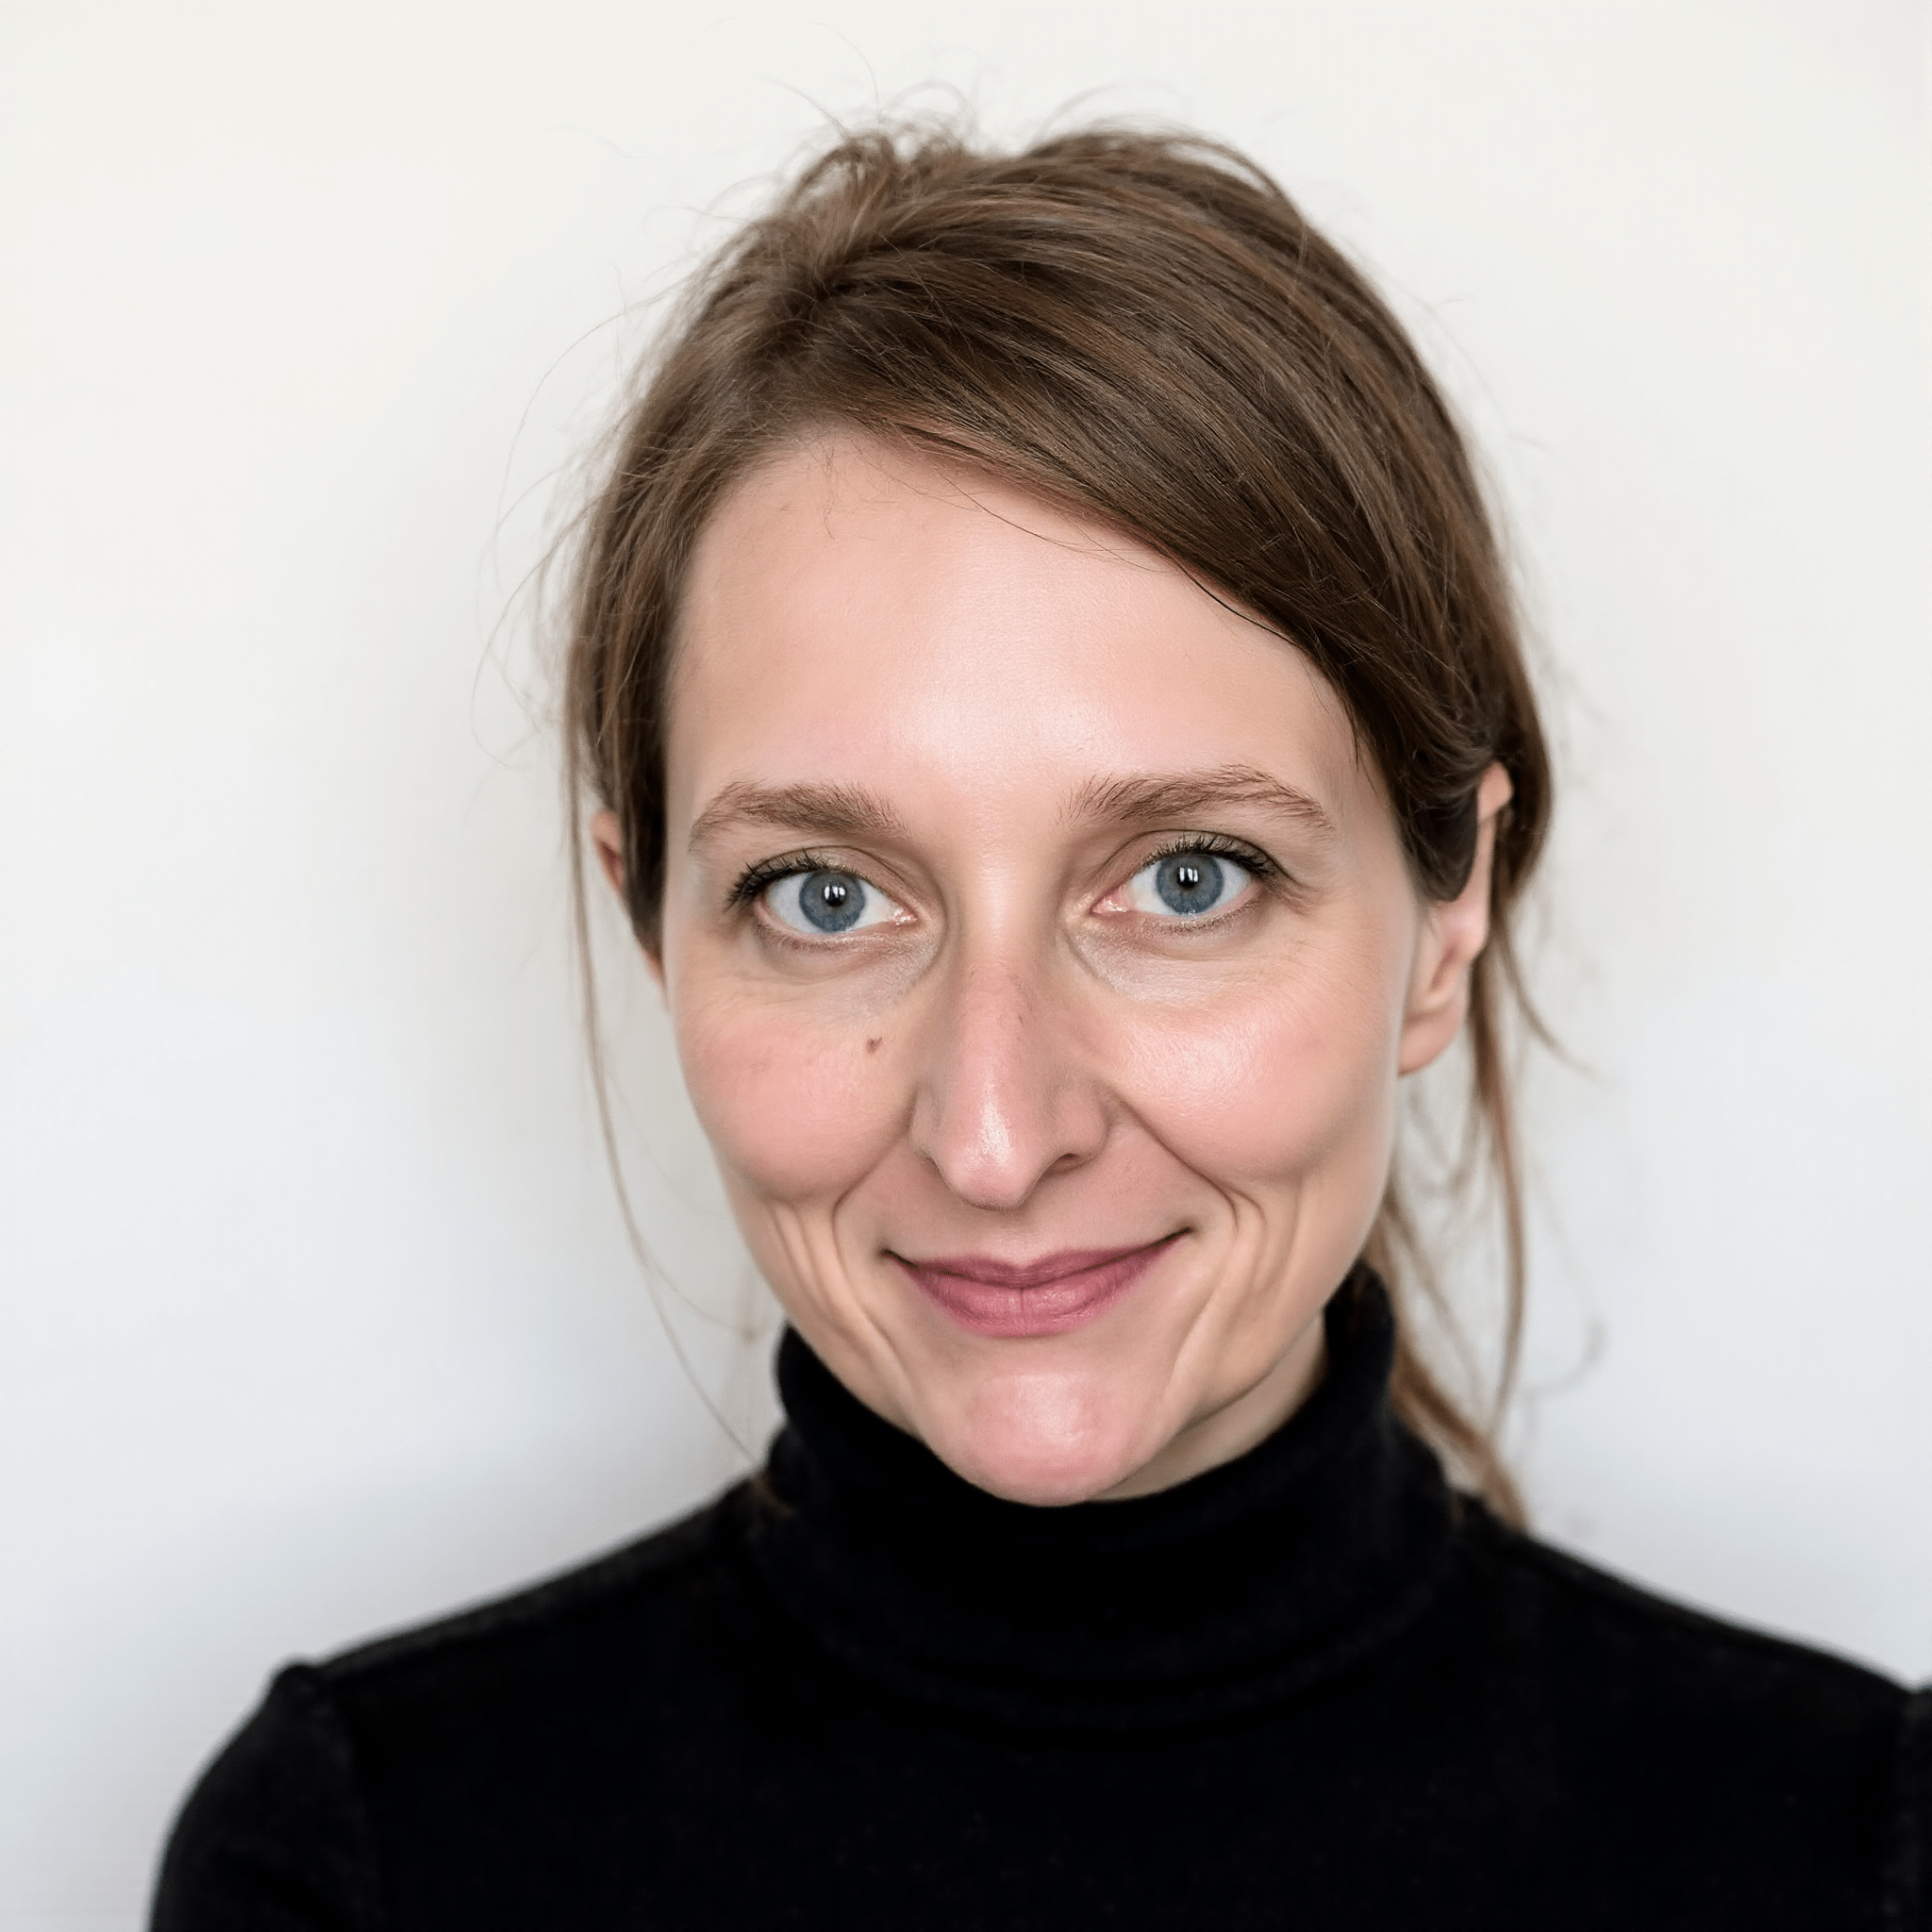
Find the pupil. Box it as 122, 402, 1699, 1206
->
1155, 851, 1223, 916
801, 870, 864, 933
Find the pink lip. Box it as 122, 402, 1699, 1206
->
891, 1236, 1181, 1338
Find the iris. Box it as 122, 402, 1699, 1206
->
799, 870, 866, 933
1154, 852, 1224, 916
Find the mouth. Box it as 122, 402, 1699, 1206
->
890, 1234, 1183, 1339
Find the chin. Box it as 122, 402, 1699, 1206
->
924, 1364, 1162, 1507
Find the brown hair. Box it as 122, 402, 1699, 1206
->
564, 121, 1552, 1519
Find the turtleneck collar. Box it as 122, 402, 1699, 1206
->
741, 1269, 1459, 1731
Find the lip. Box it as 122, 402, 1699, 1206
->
891, 1235, 1181, 1339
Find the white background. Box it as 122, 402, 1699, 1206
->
4, 2, 1928, 1924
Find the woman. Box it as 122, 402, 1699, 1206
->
154, 123, 1925, 1928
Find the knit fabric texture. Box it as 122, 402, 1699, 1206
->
153, 1274, 1927, 1929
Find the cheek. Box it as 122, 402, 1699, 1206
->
1120, 946, 1407, 1191
672, 982, 902, 1205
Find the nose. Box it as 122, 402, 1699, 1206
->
907, 946, 1110, 1212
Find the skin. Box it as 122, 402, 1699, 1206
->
594, 435, 1509, 1507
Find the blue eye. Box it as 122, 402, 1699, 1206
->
1122, 848, 1251, 919
763, 868, 900, 936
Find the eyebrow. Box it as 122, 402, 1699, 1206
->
688, 766, 1332, 856
687, 780, 907, 855
1066, 765, 1335, 836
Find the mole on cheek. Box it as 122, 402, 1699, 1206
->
866, 1038, 883, 1055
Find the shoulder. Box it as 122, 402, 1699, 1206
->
152, 1662, 383, 1930
295, 1481, 769, 1774
1458, 1505, 1907, 1723
152, 1482, 759, 1928
321, 1480, 749, 1697
1437, 1506, 1927, 1923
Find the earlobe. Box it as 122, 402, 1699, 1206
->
591, 809, 625, 898
1397, 763, 1512, 1076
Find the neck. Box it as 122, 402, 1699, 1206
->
743, 1269, 1460, 1730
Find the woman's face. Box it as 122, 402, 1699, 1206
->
626, 435, 1503, 1506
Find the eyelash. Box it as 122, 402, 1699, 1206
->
726, 849, 851, 910
1134, 832, 1282, 891
726, 834, 1283, 918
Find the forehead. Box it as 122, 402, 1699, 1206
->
667, 436, 1370, 831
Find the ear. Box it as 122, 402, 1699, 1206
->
589, 808, 665, 991
1397, 763, 1513, 1076
590, 809, 626, 898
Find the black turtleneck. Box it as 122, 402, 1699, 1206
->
155, 1274, 1926, 1929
